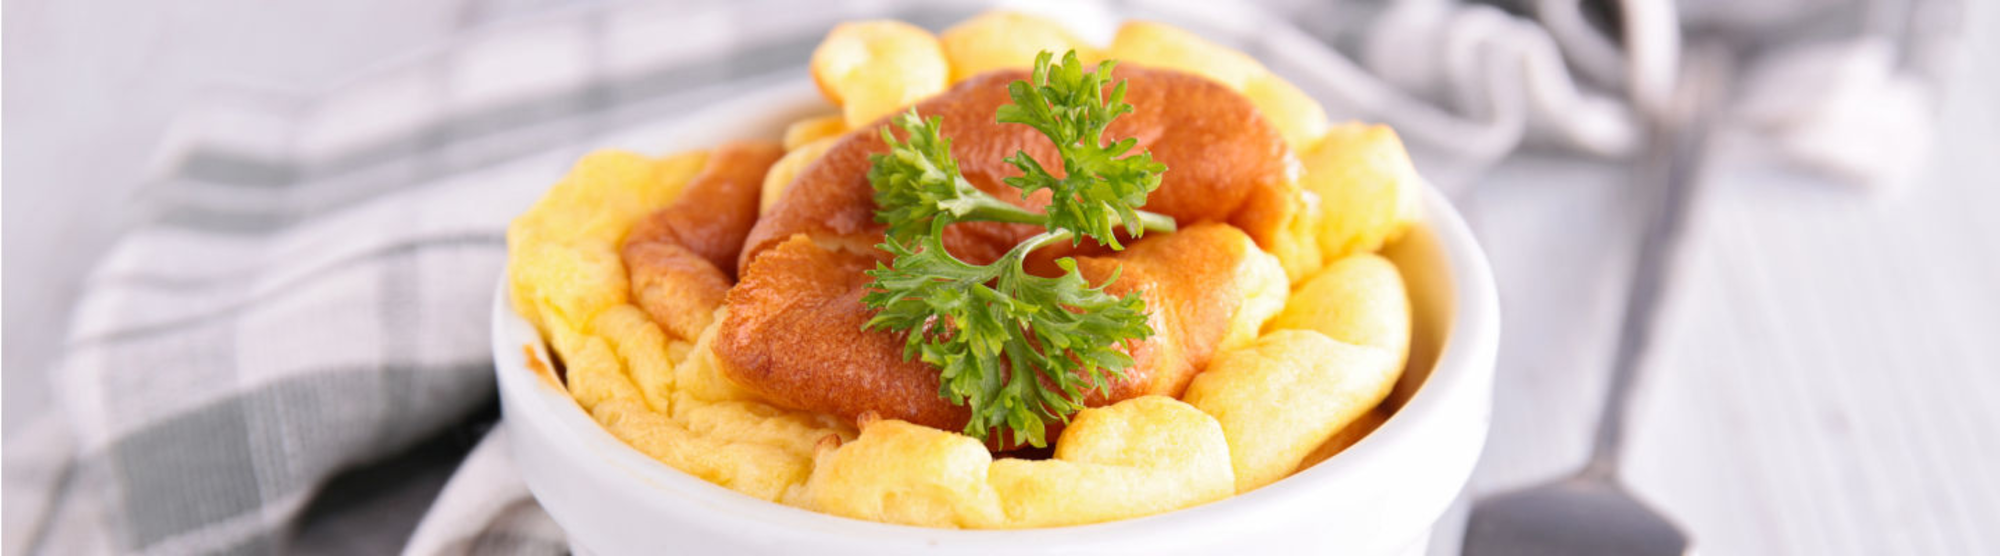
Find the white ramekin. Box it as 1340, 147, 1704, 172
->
491, 82, 1499, 556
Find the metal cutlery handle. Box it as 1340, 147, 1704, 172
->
1583, 40, 1731, 478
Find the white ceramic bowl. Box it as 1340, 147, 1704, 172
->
491, 82, 1499, 556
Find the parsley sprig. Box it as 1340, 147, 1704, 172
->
999, 51, 1169, 249
860, 50, 1173, 447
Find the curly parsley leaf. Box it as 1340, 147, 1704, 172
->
862, 226, 1151, 447
997, 51, 1168, 250
860, 50, 1171, 447
867, 111, 1041, 242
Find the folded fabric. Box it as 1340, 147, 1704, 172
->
400, 428, 566, 556
6, 166, 517, 554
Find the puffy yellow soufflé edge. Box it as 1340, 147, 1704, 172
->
505, 11, 1426, 529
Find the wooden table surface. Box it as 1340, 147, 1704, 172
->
1431, 18, 2000, 551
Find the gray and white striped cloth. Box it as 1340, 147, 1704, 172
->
2, 0, 1938, 554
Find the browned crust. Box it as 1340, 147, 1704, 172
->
524, 344, 563, 389
713, 66, 1295, 446
1072, 223, 1264, 403
715, 235, 963, 427
739, 65, 1296, 271
716, 223, 1273, 443
623, 141, 786, 341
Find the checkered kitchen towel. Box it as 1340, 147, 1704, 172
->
10, 0, 1927, 553
0, 1, 824, 550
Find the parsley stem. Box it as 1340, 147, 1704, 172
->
1015, 229, 1075, 257
1001, 209, 1176, 262
959, 191, 1175, 237
1129, 210, 1178, 234
963, 195, 1047, 226
1003, 204, 1174, 264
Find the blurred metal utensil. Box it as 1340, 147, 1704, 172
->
1459, 7, 1732, 556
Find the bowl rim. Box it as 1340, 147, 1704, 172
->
490, 81, 1501, 548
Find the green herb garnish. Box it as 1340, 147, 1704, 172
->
860, 50, 1174, 447
998, 52, 1168, 249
